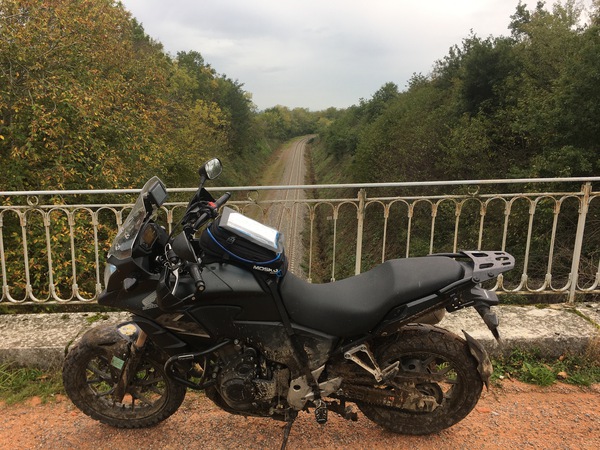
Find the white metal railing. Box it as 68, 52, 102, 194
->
1, 177, 599, 304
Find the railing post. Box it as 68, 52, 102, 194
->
568, 182, 592, 303
307, 207, 315, 283
0, 213, 6, 301
381, 205, 390, 263
355, 189, 366, 275
331, 207, 339, 282
430, 202, 438, 254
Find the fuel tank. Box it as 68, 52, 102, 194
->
188, 262, 280, 321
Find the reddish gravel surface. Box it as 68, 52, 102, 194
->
1, 381, 598, 449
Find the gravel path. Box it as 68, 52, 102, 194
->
2, 381, 599, 449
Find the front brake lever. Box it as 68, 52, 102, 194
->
171, 266, 180, 295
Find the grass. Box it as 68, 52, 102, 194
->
491, 347, 600, 387
0, 362, 64, 405
1, 346, 599, 405
84, 312, 110, 325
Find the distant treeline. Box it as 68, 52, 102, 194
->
318, 1, 600, 183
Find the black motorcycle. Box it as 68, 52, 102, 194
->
63, 158, 514, 448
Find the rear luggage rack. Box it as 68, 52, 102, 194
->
430, 251, 515, 283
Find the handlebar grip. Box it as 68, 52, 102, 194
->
192, 192, 231, 230
215, 192, 231, 207
191, 192, 231, 231
188, 263, 205, 292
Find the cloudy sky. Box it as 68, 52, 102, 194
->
118, 0, 583, 111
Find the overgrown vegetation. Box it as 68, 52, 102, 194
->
319, 2, 600, 183
0, 0, 328, 192
492, 346, 600, 386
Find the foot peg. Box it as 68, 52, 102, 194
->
314, 400, 328, 424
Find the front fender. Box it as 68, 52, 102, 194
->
65, 322, 139, 359
78, 323, 120, 346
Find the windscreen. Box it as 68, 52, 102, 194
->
108, 176, 162, 260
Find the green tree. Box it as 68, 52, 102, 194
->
0, 0, 174, 190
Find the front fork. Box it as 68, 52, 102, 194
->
114, 330, 148, 402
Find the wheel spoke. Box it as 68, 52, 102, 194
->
87, 364, 112, 382
421, 356, 437, 367
130, 390, 155, 407
434, 366, 459, 384
86, 376, 103, 384
136, 377, 160, 387
146, 384, 163, 395
93, 389, 114, 398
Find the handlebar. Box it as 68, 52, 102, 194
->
214, 192, 231, 208
188, 263, 205, 292
187, 192, 230, 291
191, 192, 231, 231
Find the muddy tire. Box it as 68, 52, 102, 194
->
356, 324, 483, 435
62, 338, 186, 428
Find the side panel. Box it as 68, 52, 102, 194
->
193, 263, 280, 321
100, 262, 279, 321
99, 276, 162, 314
103, 261, 337, 370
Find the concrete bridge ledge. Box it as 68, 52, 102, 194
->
0, 305, 598, 369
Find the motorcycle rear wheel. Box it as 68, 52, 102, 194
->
356, 324, 483, 435
63, 338, 186, 428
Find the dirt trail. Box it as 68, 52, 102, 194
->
2, 381, 599, 449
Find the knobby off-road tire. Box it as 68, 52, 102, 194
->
63, 338, 186, 428
357, 324, 483, 435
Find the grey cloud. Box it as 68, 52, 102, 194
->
119, 0, 543, 110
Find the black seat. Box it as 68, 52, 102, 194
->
281, 257, 464, 337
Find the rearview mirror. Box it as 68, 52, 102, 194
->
199, 158, 222, 180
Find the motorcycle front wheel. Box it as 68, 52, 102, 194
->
63, 334, 186, 428
356, 324, 484, 435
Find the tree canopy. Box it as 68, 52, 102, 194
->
0, 0, 315, 191
2, 0, 598, 191
319, 0, 600, 183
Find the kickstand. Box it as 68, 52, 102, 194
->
280, 411, 298, 450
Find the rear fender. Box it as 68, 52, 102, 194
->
448, 285, 501, 340
462, 330, 493, 389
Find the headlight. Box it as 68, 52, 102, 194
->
104, 263, 117, 287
